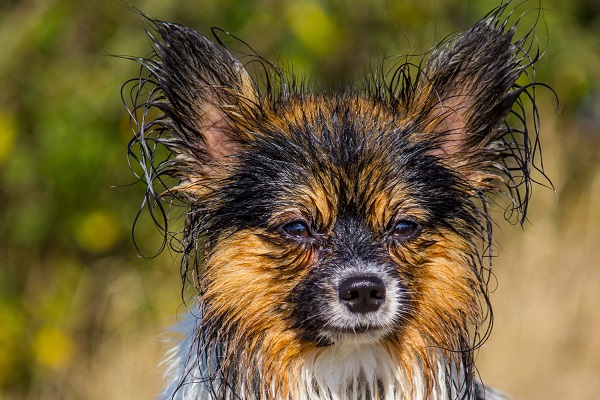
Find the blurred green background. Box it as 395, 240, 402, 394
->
1, 0, 599, 399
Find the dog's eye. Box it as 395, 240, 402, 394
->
392, 219, 420, 239
282, 221, 311, 238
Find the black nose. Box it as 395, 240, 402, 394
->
338, 276, 386, 314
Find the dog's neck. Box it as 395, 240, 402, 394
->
294, 343, 458, 400
159, 314, 477, 400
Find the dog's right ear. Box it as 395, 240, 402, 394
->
135, 19, 260, 189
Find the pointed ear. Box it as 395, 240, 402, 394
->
413, 10, 538, 191
137, 19, 260, 186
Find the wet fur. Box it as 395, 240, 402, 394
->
123, 3, 548, 399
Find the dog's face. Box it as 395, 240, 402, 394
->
127, 5, 545, 398
169, 95, 485, 397
198, 98, 479, 356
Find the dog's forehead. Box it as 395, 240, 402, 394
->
260, 97, 412, 162
271, 95, 408, 138
293, 170, 428, 233
246, 98, 448, 227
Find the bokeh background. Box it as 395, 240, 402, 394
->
1, 0, 599, 399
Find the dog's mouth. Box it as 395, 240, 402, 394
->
292, 311, 396, 346
301, 307, 399, 347
332, 323, 388, 335
317, 325, 392, 346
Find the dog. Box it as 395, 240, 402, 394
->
123, 3, 548, 399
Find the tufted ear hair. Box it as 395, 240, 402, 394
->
130, 18, 261, 193
409, 7, 543, 200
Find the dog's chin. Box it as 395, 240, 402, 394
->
319, 325, 392, 346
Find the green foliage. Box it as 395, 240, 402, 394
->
1, 0, 599, 399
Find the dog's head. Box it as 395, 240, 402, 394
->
125, 4, 547, 398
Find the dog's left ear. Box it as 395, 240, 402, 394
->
412, 15, 534, 189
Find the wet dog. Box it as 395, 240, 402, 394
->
124, 3, 548, 399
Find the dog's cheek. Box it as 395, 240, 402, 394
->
202, 230, 314, 333
390, 228, 480, 343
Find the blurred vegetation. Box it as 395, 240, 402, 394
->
0, 0, 599, 399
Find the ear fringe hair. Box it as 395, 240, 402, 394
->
122, 12, 318, 309
370, 2, 554, 227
